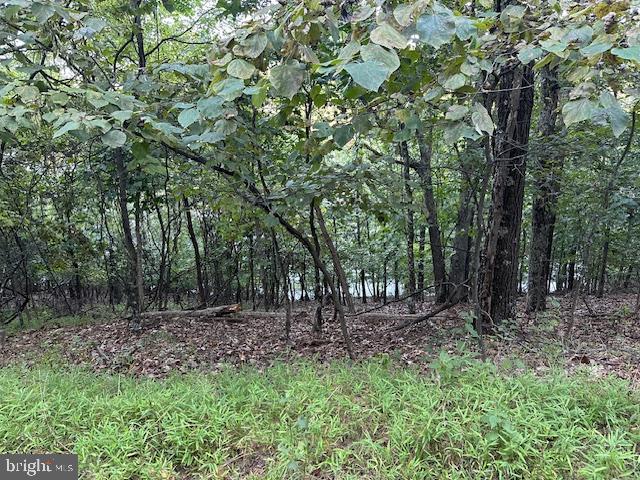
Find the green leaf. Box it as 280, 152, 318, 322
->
394, 4, 414, 27
111, 110, 133, 123
599, 92, 629, 137
87, 91, 109, 109
131, 141, 150, 161
471, 102, 494, 135
540, 39, 568, 55
17, 86, 40, 103
610, 46, 640, 62
416, 5, 456, 50
270, 60, 305, 99
178, 108, 200, 128
196, 96, 225, 118
227, 58, 256, 79
101, 129, 127, 147
344, 62, 388, 92
370, 23, 407, 50
214, 78, 245, 102
455, 17, 477, 41
52, 121, 80, 138
50, 92, 69, 105
517, 46, 543, 64
351, 4, 375, 22
235, 33, 268, 59
499, 4, 526, 32
360, 44, 400, 76
333, 124, 354, 147
443, 73, 466, 91
562, 98, 598, 127
579, 42, 612, 57
339, 41, 361, 61
89, 118, 112, 133
562, 25, 592, 44
264, 213, 279, 227
445, 105, 468, 121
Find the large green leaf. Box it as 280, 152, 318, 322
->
52, 121, 80, 138
235, 33, 267, 59
394, 4, 414, 27
445, 105, 468, 121
471, 102, 494, 135
339, 41, 361, 61
370, 23, 407, 50
227, 59, 256, 79
416, 4, 456, 49
562, 98, 598, 126
344, 62, 388, 92
214, 78, 245, 102
611, 46, 640, 62
579, 42, 612, 57
17, 86, 40, 103
178, 108, 200, 128
270, 60, 305, 99
360, 44, 400, 76
599, 92, 629, 137
333, 124, 354, 147
442, 73, 466, 91
517, 46, 543, 64
197, 96, 225, 118
101, 129, 127, 147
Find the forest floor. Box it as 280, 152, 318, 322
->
2, 293, 639, 386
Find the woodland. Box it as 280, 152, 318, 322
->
0, 0, 639, 478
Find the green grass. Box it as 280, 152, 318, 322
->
0, 358, 638, 479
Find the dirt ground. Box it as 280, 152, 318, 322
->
2, 293, 639, 386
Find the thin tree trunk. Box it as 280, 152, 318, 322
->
271, 230, 291, 340
313, 200, 355, 314
114, 150, 142, 330
417, 225, 426, 302
183, 196, 207, 307
415, 129, 448, 303
527, 66, 561, 312
401, 141, 416, 313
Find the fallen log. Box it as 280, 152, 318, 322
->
141, 304, 242, 322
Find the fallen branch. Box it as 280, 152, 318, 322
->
390, 301, 459, 331
141, 304, 242, 322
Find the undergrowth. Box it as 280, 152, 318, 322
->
0, 358, 638, 479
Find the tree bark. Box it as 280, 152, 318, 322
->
480, 56, 535, 325
449, 159, 474, 301
527, 66, 561, 313
415, 128, 448, 303
114, 150, 142, 330
183, 196, 207, 307
313, 200, 355, 314
400, 141, 416, 313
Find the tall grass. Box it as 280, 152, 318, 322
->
0, 358, 638, 479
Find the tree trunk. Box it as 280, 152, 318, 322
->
449, 149, 475, 302
527, 66, 561, 313
114, 150, 142, 331
313, 201, 355, 313
480, 55, 535, 325
183, 197, 207, 307
134, 194, 145, 312
596, 234, 609, 297
401, 141, 416, 313
417, 225, 426, 301
271, 230, 291, 340
415, 128, 448, 303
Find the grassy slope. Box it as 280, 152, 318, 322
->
0, 358, 638, 479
